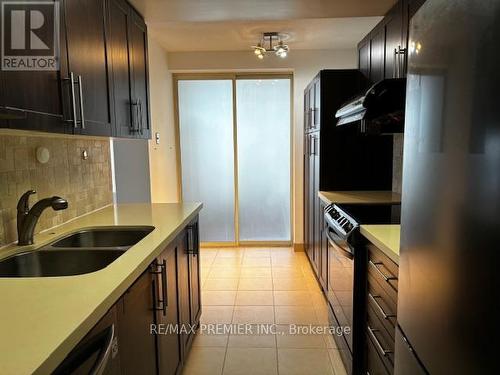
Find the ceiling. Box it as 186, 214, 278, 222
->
147, 18, 382, 52
130, 0, 396, 52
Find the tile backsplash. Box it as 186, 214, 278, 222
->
392, 134, 404, 194
0, 132, 113, 247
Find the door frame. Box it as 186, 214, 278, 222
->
173, 72, 294, 247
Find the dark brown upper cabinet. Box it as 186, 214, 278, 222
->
357, 0, 426, 84
0, 0, 150, 139
0, 0, 70, 133
107, 0, 150, 139
64, 0, 113, 136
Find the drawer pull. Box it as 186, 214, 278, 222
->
369, 260, 397, 282
368, 325, 392, 357
368, 293, 396, 320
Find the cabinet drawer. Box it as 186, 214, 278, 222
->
367, 304, 394, 371
368, 247, 398, 302
366, 332, 391, 375
367, 274, 397, 337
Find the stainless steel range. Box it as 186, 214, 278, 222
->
324, 202, 400, 374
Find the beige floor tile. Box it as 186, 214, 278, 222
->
272, 267, 304, 279
228, 325, 276, 348
275, 325, 326, 349
201, 306, 234, 324
209, 267, 241, 279
273, 291, 313, 306
235, 291, 273, 306
275, 306, 319, 325
242, 257, 271, 267
315, 307, 331, 325
278, 348, 334, 375
238, 278, 273, 291
217, 249, 245, 258
202, 291, 237, 305
273, 278, 309, 291
212, 257, 243, 267
223, 348, 278, 375
232, 306, 275, 324
203, 278, 239, 291
244, 248, 271, 258
240, 267, 272, 278
328, 349, 348, 375
323, 333, 338, 349
183, 347, 226, 375
271, 257, 303, 267
192, 332, 229, 347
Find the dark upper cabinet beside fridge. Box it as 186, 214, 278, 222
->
107, 0, 151, 139
0, 0, 150, 139
357, 0, 426, 84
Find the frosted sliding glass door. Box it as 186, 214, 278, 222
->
236, 79, 291, 241
178, 80, 235, 242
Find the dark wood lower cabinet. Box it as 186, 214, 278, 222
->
154, 243, 182, 375
57, 217, 200, 374
117, 269, 157, 375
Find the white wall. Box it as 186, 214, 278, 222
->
147, 36, 179, 202
112, 138, 151, 203
148, 45, 357, 244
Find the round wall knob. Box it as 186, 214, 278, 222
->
36, 147, 50, 164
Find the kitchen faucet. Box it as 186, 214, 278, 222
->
17, 190, 68, 246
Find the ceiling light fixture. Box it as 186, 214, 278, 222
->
251, 32, 289, 60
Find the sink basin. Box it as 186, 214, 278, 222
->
49, 226, 154, 249
0, 249, 125, 277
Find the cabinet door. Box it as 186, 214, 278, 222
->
303, 133, 311, 257
385, 2, 404, 79
129, 10, 150, 139
64, 0, 112, 136
312, 134, 321, 272
155, 246, 182, 375
0, 0, 69, 133
319, 200, 328, 290
370, 25, 385, 83
107, 0, 133, 137
188, 221, 201, 325
358, 38, 371, 81
308, 135, 316, 267
117, 270, 157, 375
313, 79, 320, 129
176, 230, 192, 358
304, 86, 310, 132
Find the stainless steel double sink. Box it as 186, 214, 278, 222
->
0, 226, 154, 278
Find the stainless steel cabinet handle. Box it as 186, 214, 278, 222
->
77, 75, 85, 129
65, 72, 78, 128
138, 99, 143, 135
369, 260, 397, 282
367, 325, 392, 357
393, 47, 398, 78
368, 293, 395, 320
186, 224, 198, 255
150, 261, 168, 315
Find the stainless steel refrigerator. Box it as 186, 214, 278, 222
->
396, 0, 500, 374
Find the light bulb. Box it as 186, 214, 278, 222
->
254, 49, 261, 55
279, 51, 287, 58
257, 54, 264, 59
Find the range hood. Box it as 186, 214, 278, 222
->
335, 78, 406, 133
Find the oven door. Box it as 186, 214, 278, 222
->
326, 225, 355, 357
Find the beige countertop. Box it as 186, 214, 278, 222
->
0, 203, 202, 375
360, 224, 400, 264
318, 191, 401, 205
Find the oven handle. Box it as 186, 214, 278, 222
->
325, 228, 354, 260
